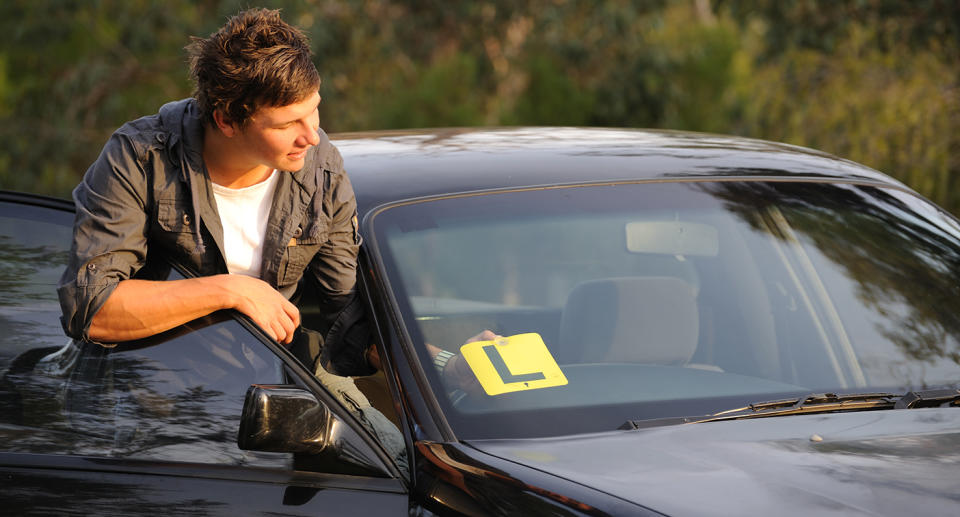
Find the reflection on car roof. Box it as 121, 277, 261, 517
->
332, 127, 904, 215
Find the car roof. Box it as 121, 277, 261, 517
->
331, 127, 904, 216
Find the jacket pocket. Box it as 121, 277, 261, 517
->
156, 198, 198, 254
278, 223, 328, 287
157, 198, 197, 233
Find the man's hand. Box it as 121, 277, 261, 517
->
427, 330, 501, 396
218, 275, 300, 344
465, 330, 499, 344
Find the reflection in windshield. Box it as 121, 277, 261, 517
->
374, 180, 960, 439
702, 182, 960, 384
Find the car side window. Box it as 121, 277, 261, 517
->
3, 313, 295, 467
0, 199, 292, 468
0, 201, 73, 367
0, 200, 76, 449
73, 316, 292, 466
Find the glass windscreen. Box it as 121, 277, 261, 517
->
372, 181, 960, 439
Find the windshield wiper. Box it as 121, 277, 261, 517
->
698, 389, 960, 423
619, 389, 960, 430
703, 392, 899, 421
894, 388, 960, 409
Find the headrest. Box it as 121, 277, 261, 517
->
557, 276, 699, 365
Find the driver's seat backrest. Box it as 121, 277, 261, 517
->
557, 276, 699, 365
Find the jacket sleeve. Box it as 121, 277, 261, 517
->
307, 145, 376, 376
57, 131, 150, 342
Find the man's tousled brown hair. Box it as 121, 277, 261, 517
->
187, 8, 320, 126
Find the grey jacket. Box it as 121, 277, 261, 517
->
57, 98, 370, 373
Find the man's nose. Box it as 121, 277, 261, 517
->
301, 125, 321, 147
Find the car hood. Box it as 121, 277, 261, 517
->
469, 408, 960, 516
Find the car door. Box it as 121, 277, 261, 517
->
0, 193, 407, 516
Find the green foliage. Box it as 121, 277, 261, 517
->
720, 0, 960, 58
725, 4, 960, 213
371, 52, 487, 129
0, 0, 236, 196
506, 54, 594, 126
1, 0, 957, 217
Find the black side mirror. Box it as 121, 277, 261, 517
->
237, 384, 332, 454
237, 384, 394, 477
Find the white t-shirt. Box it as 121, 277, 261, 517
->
211, 170, 280, 277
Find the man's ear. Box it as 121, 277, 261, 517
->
212, 109, 239, 138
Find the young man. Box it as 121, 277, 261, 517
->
57, 8, 374, 376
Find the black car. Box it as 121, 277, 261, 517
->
1, 128, 959, 516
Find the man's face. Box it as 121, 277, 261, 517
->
232, 91, 322, 172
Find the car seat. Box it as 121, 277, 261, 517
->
556, 276, 699, 366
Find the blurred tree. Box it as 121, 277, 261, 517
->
0, 0, 235, 195
720, 0, 960, 58
719, 0, 960, 213
0, 0, 957, 219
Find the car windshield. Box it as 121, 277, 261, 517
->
371, 181, 960, 439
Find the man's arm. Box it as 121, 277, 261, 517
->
88, 275, 300, 344
58, 130, 152, 343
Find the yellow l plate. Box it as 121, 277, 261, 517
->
460, 333, 568, 396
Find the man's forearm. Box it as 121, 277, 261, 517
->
87, 274, 301, 344
87, 276, 240, 342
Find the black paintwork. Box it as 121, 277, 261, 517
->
472, 408, 960, 516
332, 127, 905, 218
